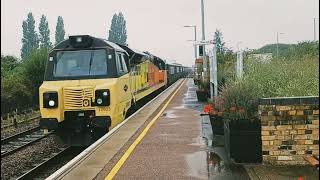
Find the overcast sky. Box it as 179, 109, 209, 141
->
1, 0, 319, 66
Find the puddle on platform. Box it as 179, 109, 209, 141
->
188, 136, 204, 146
173, 105, 185, 109
159, 133, 179, 137
182, 80, 204, 111
184, 110, 251, 180
185, 151, 208, 179
160, 122, 181, 126
162, 110, 179, 119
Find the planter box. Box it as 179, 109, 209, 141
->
224, 119, 262, 163
196, 90, 207, 102
209, 115, 224, 135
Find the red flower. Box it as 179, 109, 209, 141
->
204, 104, 214, 113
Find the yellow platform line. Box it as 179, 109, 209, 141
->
105, 79, 186, 180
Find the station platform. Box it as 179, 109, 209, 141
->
97, 78, 251, 180
48, 78, 252, 180
48, 78, 319, 180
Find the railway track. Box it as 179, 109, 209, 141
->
1, 126, 53, 158
1, 115, 40, 130
15, 147, 84, 180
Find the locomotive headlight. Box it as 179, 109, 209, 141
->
96, 98, 103, 105
43, 92, 58, 108
48, 100, 55, 107
94, 89, 110, 106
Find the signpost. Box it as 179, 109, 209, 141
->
193, 40, 217, 101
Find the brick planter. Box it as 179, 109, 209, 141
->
259, 96, 319, 165
224, 119, 262, 163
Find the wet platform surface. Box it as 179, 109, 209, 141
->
109, 79, 251, 179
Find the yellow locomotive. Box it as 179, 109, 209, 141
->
39, 35, 187, 146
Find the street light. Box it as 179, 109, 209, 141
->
184, 25, 197, 59
276, 32, 285, 60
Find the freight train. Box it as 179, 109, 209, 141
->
39, 35, 191, 146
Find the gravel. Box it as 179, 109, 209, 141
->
1, 135, 67, 180
1, 119, 40, 139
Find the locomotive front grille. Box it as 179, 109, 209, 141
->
63, 87, 94, 109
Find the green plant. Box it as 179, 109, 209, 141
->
22, 48, 48, 105
1, 48, 48, 114
219, 53, 319, 120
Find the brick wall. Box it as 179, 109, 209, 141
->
259, 96, 319, 165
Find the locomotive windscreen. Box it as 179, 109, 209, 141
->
44, 48, 119, 81
54, 50, 108, 77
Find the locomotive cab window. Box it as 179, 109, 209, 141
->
116, 52, 128, 76
46, 49, 116, 80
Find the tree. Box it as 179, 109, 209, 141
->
39, 15, 52, 49
1, 55, 20, 77
55, 16, 65, 45
213, 29, 226, 54
108, 12, 127, 45
21, 12, 39, 60
23, 48, 48, 105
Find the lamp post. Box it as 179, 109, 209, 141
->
276, 32, 285, 60
184, 25, 197, 59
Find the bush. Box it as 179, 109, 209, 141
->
217, 49, 236, 91
1, 48, 47, 114
219, 56, 319, 120
1, 55, 20, 77
22, 48, 48, 105
1, 67, 33, 114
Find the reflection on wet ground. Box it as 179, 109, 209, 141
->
202, 115, 251, 180
183, 79, 319, 180
183, 79, 250, 180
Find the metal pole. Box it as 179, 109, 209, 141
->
209, 51, 214, 100
239, 51, 243, 78
213, 45, 217, 100
194, 26, 197, 59
276, 32, 279, 60
201, 0, 206, 62
314, 18, 316, 41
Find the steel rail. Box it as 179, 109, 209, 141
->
1, 128, 53, 158
1, 126, 41, 144
15, 147, 76, 180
